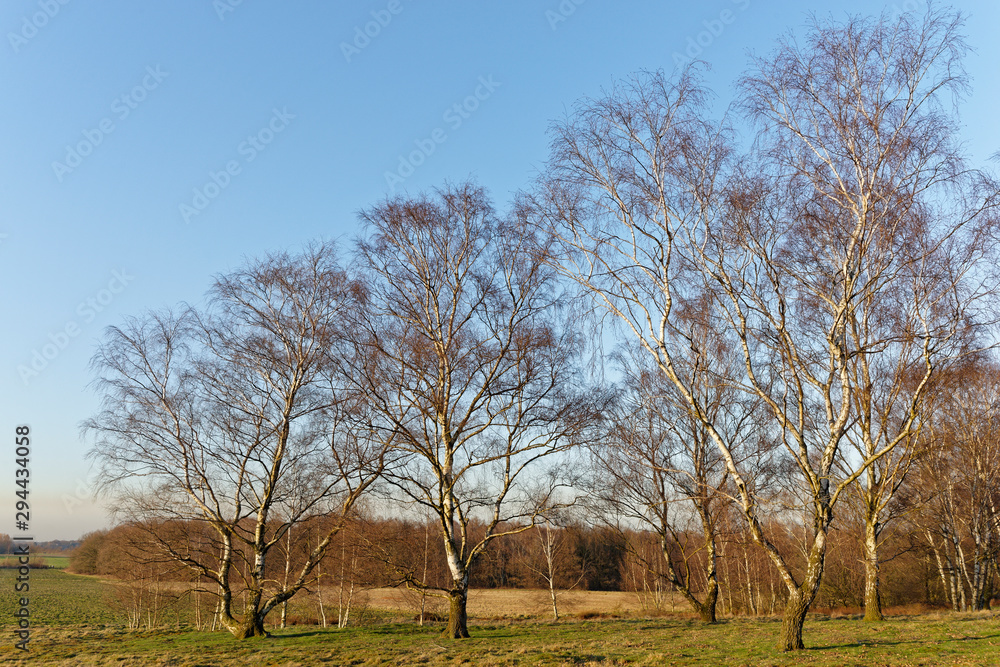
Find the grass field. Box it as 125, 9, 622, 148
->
363, 587, 661, 620
4, 570, 1000, 665
0, 554, 71, 569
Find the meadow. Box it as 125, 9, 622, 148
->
0, 554, 71, 570
3, 569, 1000, 665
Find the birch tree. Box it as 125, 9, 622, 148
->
348, 182, 592, 638
911, 357, 1000, 610
526, 8, 998, 650
588, 341, 771, 623
85, 243, 385, 639
732, 8, 997, 641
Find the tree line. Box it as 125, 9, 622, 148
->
0, 535, 77, 555
70, 492, 995, 623
84, 8, 1000, 652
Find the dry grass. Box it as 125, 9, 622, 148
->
7, 614, 1000, 666
361, 587, 676, 620
5, 573, 1000, 665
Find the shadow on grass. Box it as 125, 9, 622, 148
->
808, 631, 1000, 651
274, 629, 329, 639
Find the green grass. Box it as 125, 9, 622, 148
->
0, 569, 119, 626
4, 571, 1000, 665
0, 554, 70, 569
4, 615, 1000, 666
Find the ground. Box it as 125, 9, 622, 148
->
3, 568, 1000, 665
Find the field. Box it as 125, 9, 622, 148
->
0, 554, 71, 570
4, 570, 1000, 665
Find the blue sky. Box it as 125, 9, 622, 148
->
2, 0, 998, 540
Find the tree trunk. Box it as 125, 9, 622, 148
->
542, 522, 560, 621
445, 587, 470, 639
316, 559, 327, 628
863, 519, 884, 622
280, 525, 292, 629
661, 534, 718, 623
339, 577, 355, 629
317, 584, 327, 628
778, 527, 827, 651
699, 577, 719, 623
742, 542, 755, 616
700, 521, 720, 623
195, 584, 202, 631
232, 617, 267, 639
232, 606, 268, 639
225, 588, 270, 639
443, 529, 471, 638
780, 590, 810, 652
673, 575, 718, 623
420, 518, 430, 625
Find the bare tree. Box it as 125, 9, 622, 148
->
844, 360, 925, 622
522, 63, 765, 631
909, 356, 1000, 611
588, 343, 768, 623
729, 8, 998, 644
526, 7, 998, 651
512, 514, 587, 620
347, 182, 591, 638
84, 243, 385, 639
